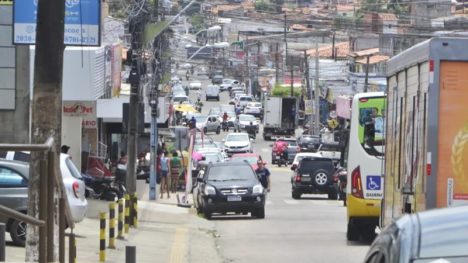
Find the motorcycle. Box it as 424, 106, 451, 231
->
333, 166, 347, 206
277, 151, 288, 167
222, 121, 229, 132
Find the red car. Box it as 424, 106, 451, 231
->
230, 153, 263, 171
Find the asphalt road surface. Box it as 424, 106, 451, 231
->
182, 75, 371, 263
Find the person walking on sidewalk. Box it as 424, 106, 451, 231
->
159, 151, 170, 199
169, 151, 182, 193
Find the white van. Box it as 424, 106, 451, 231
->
206, 85, 220, 101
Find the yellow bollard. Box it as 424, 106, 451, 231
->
124, 194, 130, 234
108, 202, 116, 249
132, 195, 138, 228
69, 231, 76, 263
99, 212, 106, 262
117, 198, 124, 239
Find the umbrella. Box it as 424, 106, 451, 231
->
192, 151, 203, 161
173, 104, 197, 113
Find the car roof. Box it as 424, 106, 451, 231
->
415, 205, 468, 258
208, 161, 250, 168
296, 152, 322, 157
231, 153, 258, 157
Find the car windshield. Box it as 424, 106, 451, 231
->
195, 116, 208, 123
240, 97, 253, 102
173, 96, 188, 102
226, 134, 249, 142
287, 141, 298, 147
207, 165, 255, 181
231, 156, 257, 164
299, 159, 333, 172
239, 115, 256, 122
204, 154, 222, 163
300, 136, 319, 143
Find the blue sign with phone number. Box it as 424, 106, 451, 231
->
13, 0, 100, 46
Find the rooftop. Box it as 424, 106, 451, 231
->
306, 42, 350, 58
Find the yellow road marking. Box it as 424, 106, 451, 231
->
169, 228, 188, 263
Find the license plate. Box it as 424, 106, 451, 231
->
275, 156, 280, 159
227, 195, 242, 202
301, 177, 311, 182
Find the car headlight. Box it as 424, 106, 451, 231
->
253, 184, 263, 194
204, 185, 216, 195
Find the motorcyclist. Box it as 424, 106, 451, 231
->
222, 112, 229, 130
245, 121, 256, 139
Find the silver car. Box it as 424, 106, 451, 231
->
364, 205, 468, 263
0, 153, 88, 246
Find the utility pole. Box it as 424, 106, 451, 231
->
245, 36, 249, 87
290, 66, 294, 96
256, 42, 260, 98
364, 55, 370, 92
304, 50, 311, 132
127, 2, 148, 202
284, 13, 288, 76
275, 43, 279, 85
28, 0, 65, 260
331, 31, 336, 60
314, 42, 320, 136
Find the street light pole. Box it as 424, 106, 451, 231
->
149, 97, 158, 200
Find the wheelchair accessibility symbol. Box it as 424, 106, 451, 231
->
366, 176, 381, 190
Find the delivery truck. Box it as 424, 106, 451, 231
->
381, 37, 468, 226
262, 96, 297, 140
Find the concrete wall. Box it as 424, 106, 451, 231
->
0, 6, 30, 143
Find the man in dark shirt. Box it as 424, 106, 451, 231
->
255, 160, 271, 192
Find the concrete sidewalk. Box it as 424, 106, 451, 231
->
5, 186, 222, 263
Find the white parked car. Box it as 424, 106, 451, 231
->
189, 81, 202, 90
244, 102, 263, 118
195, 115, 221, 134
223, 133, 253, 156
172, 94, 190, 104
0, 151, 88, 223
238, 95, 254, 109
205, 85, 220, 101
234, 114, 259, 133
219, 79, 240, 91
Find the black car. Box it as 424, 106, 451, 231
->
194, 162, 266, 219
291, 157, 338, 199
297, 134, 321, 152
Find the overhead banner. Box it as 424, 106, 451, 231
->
13, 0, 101, 46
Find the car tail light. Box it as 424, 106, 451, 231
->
72, 181, 80, 198
351, 166, 363, 198
295, 175, 301, 182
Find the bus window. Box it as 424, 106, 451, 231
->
358, 98, 385, 156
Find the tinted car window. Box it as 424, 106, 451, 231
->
299, 159, 334, 172
207, 166, 255, 181
0, 151, 7, 159
13, 152, 31, 162
0, 167, 27, 187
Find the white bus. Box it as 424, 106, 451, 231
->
345, 92, 386, 241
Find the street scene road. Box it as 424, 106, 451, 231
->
2, 0, 468, 262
